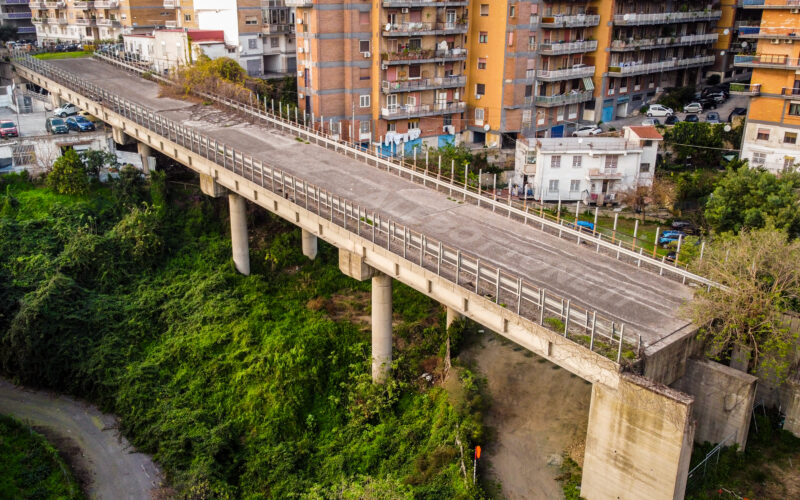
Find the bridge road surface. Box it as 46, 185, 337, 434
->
51, 57, 694, 347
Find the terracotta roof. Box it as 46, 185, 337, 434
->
627, 126, 663, 140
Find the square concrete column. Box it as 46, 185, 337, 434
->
372, 272, 393, 383
228, 192, 250, 276
112, 126, 135, 146
446, 307, 463, 329
301, 229, 317, 260
137, 142, 154, 175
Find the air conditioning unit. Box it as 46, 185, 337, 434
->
475, 94, 481, 99
297, 19, 303, 24
772, 39, 781, 44
362, 51, 371, 58
791, 8, 800, 13
298, 47, 304, 53
401, 8, 409, 13
786, 39, 794, 44
381, 63, 388, 70
299, 93, 304, 98
297, 70, 303, 77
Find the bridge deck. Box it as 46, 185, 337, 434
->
50, 58, 694, 347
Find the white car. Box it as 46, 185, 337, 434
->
646, 104, 673, 117
683, 102, 703, 114
53, 103, 79, 117
572, 125, 603, 137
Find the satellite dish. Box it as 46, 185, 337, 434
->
742, 41, 749, 49
623, 14, 630, 21
720, 50, 725, 56
723, 29, 730, 35
483, 124, 490, 131
724, 125, 732, 132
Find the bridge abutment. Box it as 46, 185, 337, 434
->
228, 192, 250, 276
301, 229, 317, 260
371, 272, 393, 384
581, 374, 695, 500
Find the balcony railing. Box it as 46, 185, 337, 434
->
536, 65, 595, 81
587, 169, 624, 180
538, 40, 598, 55
93, 0, 118, 7
613, 10, 722, 25
29, 1, 45, 8
163, 0, 175, 8
72, 1, 93, 7
2, 11, 32, 18
284, 0, 313, 6
74, 18, 95, 26
262, 23, 293, 34
381, 47, 467, 63
729, 82, 761, 95
610, 33, 719, 50
31, 16, 47, 24
96, 18, 120, 27
532, 90, 595, 107
382, 0, 469, 6
607, 55, 714, 76
381, 101, 466, 119
782, 87, 800, 98
742, 0, 800, 8
734, 54, 800, 69
739, 27, 800, 38
1, 0, 31, 4
43, 0, 65, 8
383, 20, 468, 35
382, 75, 466, 93
540, 14, 600, 28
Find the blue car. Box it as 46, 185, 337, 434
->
659, 230, 686, 246
65, 116, 96, 132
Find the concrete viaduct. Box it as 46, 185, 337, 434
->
10, 53, 761, 500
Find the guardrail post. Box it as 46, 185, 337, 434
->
632, 219, 639, 251
653, 226, 660, 258
564, 300, 570, 337
589, 311, 596, 350
539, 289, 545, 325
617, 323, 625, 363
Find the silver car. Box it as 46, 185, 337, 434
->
572, 125, 602, 137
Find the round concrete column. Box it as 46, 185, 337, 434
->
137, 142, 153, 175
371, 272, 393, 383
301, 229, 317, 260
446, 307, 463, 329
228, 193, 250, 276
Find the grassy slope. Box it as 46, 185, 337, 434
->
33, 51, 93, 60
0, 414, 84, 499
0, 174, 484, 498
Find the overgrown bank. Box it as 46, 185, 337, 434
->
0, 170, 485, 498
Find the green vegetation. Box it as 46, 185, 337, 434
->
0, 170, 485, 498
556, 455, 583, 500
34, 51, 93, 60
661, 123, 742, 170
0, 414, 84, 499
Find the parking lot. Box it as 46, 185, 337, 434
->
603, 93, 749, 130
0, 107, 105, 138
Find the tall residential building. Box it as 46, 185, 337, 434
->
1, 0, 35, 39
734, 0, 800, 173
31, 0, 185, 44
708, 0, 759, 83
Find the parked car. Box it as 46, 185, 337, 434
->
66, 115, 96, 132
80, 110, 100, 123
566, 221, 595, 233
683, 102, 703, 114
46, 117, 69, 134
706, 111, 721, 124
664, 115, 680, 126
53, 103, 78, 117
642, 118, 661, 126
671, 220, 697, 234
572, 125, 603, 137
706, 92, 727, 104
646, 104, 673, 117
728, 107, 747, 122
659, 230, 686, 246
700, 98, 718, 110
0, 121, 18, 138
684, 114, 699, 123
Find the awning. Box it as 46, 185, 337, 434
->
583, 77, 594, 91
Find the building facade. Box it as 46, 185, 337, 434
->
123, 28, 226, 67
1, 0, 35, 39
513, 125, 660, 202
735, 1, 800, 173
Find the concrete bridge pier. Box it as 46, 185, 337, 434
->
49, 91, 62, 110
301, 229, 317, 260
111, 126, 135, 146
445, 307, 463, 329
137, 142, 154, 175
228, 193, 250, 276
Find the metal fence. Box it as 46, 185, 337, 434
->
14, 52, 662, 362
684, 432, 736, 493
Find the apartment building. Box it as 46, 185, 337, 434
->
734, 0, 800, 173
708, 0, 759, 82
31, 0, 186, 44
1, 0, 36, 39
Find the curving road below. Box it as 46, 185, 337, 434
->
0, 378, 164, 500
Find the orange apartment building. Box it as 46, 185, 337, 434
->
734, 0, 800, 173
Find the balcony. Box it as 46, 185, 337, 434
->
43, 0, 64, 7
2, 11, 32, 19
610, 33, 719, 51
536, 65, 595, 81
383, 20, 468, 36
738, 27, 800, 39
263, 23, 293, 34
381, 101, 466, 119
607, 55, 715, 76
533, 90, 595, 107
163, 0, 175, 8
72, 1, 93, 7
96, 18, 120, 27
540, 14, 600, 28
612, 10, 722, 26
1, 0, 32, 4
285, 0, 313, 7
538, 40, 598, 55
381, 47, 466, 64
93, 0, 118, 7
383, 0, 468, 6
735, 54, 800, 70
73, 18, 95, 26
729, 83, 761, 95
586, 169, 624, 180
31, 16, 47, 24
29, 1, 45, 8
382, 75, 466, 93
742, 0, 800, 8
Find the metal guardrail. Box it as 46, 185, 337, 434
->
88, 50, 719, 293
14, 51, 651, 364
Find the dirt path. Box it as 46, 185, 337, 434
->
463, 333, 592, 499
0, 379, 165, 500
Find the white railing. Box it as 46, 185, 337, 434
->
613, 10, 722, 25
540, 14, 600, 28
538, 40, 598, 55
536, 65, 595, 80
381, 101, 466, 118
608, 56, 714, 76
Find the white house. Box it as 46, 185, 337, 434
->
741, 121, 800, 174
123, 29, 228, 69
514, 126, 662, 203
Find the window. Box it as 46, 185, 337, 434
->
605, 155, 618, 170
478, 58, 486, 70
548, 179, 559, 192
757, 128, 770, 141
359, 11, 369, 25
551, 155, 561, 168
248, 39, 257, 49
271, 37, 279, 48
245, 16, 258, 25
475, 108, 485, 121
570, 180, 581, 192
528, 36, 536, 50
184, 14, 191, 22
785, 132, 797, 144
479, 31, 488, 43
526, 150, 536, 164
640, 163, 651, 173
409, 65, 421, 79
476, 83, 485, 96
752, 152, 766, 165
784, 157, 795, 171
359, 67, 370, 80
443, 115, 452, 126
507, 32, 514, 47
790, 103, 800, 116
480, 4, 489, 16
360, 121, 370, 134
408, 38, 422, 50
359, 95, 370, 107
408, 120, 419, 129
359, 40, 370, 53
572, 156, 582, 168
510, 5, 516, 17
643, 140, 653, 147
387, 122, 396, 132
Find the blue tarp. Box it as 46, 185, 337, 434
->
438, 134, 455, 148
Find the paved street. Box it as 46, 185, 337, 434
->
601, 94, 749, 130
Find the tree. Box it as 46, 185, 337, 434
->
80, 149, 117, 178
110, 165, 147, 208
685, 229, 800, 380
704, 164, 800, 238
0, 25, 18, 43
47, 149, 89, 195
617, 176, 675, 221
